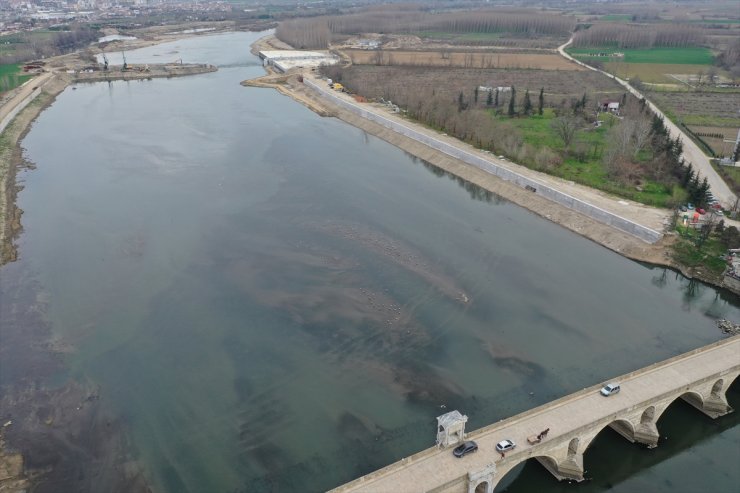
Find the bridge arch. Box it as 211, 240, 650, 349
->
641, 405, 655, 425
567, 437, 579, 457
490, 455, 560, 492
582, 418, 636, 451
473, 480, 489, 493
710, 378, 724, 399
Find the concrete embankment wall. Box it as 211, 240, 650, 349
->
305, 79, 662, 244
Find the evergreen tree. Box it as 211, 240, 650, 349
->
681, 163, 695, 188
734, 140, 740, 162
523, 89, 532, 115
458, 91, 465, 112
538, 87, 544, 115
697, 177, 710, 205
508, 86, 516, 116
474, 86, 479, 103
580, 93, 587, 112
494, 89, 499, 107
651, 114, 667, 136
486, 89, 493, 107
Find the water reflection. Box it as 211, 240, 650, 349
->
418, 158, 501, 204
9, 31, 740, 493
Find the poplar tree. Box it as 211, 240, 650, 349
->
538, 87, 544, 115
523, 89, 532, 115
507, 86, 516, 116
494, 89, 499, 107
486, 89, 493, 106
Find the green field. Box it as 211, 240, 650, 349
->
414, 31, 503, 41
568, 46, 714, 65
0, 64, 33, 92
600, 14, 632, 22
490, 109, 677, 206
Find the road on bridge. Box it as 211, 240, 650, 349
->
330, 336, 740, 492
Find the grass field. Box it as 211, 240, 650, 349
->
414, 31, 503, 41
0, 64, 33, 92
345, 50, 581, 70
600, 14, 632, 22
568, 46, 714, 65
490, 110, 676, 206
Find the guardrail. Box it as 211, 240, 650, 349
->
305, 78, 662, 244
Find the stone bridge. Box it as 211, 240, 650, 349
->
328, 336, 740, 493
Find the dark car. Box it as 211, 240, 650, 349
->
453, 440, 478, 458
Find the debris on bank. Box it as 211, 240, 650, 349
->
716, 319, 740, 335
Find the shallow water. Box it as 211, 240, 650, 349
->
4, 31, 739, 492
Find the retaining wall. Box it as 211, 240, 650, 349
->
305, 78, 662, 244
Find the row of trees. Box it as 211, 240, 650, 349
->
275, 18, 331, 50
322, 63, 708, 203
276, 10, 574, 49
0, 25, 99, 65
329, 11, 574, 36
573, 23, 704, 48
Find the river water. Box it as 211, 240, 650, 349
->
4, 31, 739, 492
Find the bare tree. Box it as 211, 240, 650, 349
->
551, 116, 580, 149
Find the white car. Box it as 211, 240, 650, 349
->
495, 439, 516, 452
601, 383, 621, 396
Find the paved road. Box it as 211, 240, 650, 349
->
0, 71, 53, 135
330, 336, 740, 492
557, 39, 737, 209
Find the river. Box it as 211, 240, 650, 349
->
2, 31, 738, 493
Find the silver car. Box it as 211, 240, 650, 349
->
600, 383, 621, 396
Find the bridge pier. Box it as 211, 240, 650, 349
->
534, 456, 584, 482
633, 421, 660, 448
693, 392, 733, 418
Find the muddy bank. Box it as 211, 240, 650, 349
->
0, 74, 69, 266
0, 265, 152, 493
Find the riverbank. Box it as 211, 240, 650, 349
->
245, 41, 675, 257
242, 35, 740, 293
0, 26, 233, 493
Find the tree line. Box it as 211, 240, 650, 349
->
276, 10, 575, 49
321, 63, 706, 206
0, 25, 99, 65
573, 23, 704, 48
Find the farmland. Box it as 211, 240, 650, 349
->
343, 49, 580, 70
602, 62, 719, 83
330, 65, 624, 103
0, 64, 33, 93
567, 46, 714, 65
